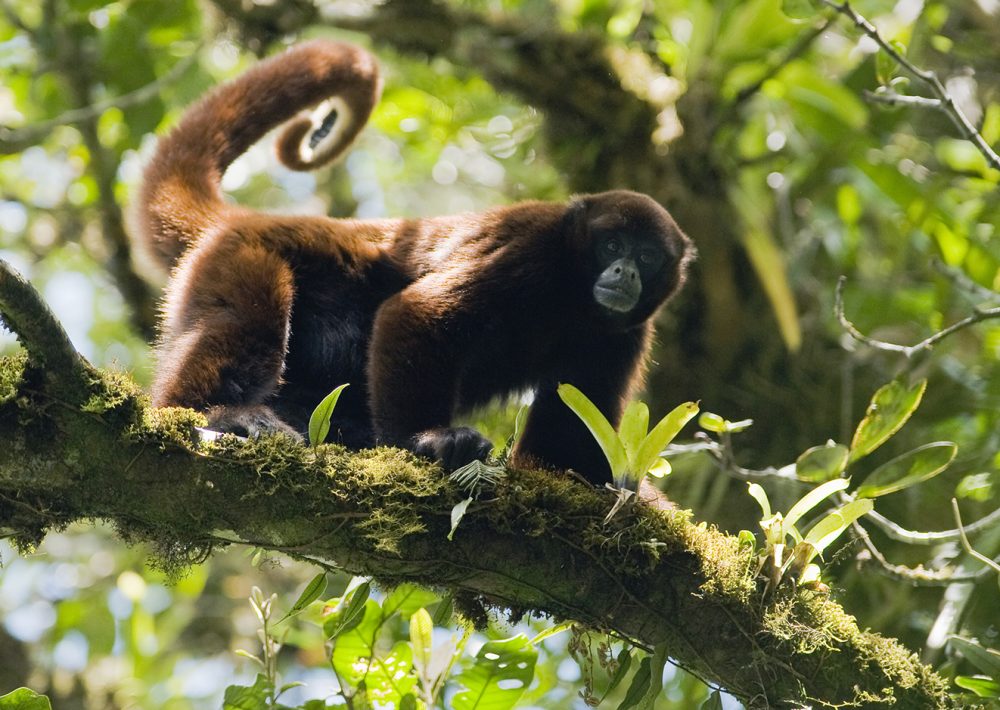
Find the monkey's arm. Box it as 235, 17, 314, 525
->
154, 243, 298, 438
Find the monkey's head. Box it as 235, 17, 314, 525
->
569, 191, 693, 327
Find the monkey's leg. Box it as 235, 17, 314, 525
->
368, 277, 493, 469
153, 244, 298, 438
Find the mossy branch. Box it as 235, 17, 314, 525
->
0, 257, 92, 397
0, 272, 958, 708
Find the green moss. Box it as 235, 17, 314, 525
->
0, 352, 28, 404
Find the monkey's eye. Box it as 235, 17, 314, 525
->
604, 237, 623, 254
638, 249, 664, 268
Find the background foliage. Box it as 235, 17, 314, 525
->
0, 0, 998, 707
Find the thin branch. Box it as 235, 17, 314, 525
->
835, 276, 1000, 357
851, 522, 991, 586
0, 49, 200, 155
822, 0, 1000, 172
865, 505, 1000, 545
952, 498, 1000, 577
932, 259, 1000, 304
863, 89, 945, 111
0, 256, 91, 390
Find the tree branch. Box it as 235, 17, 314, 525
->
0, 271, 957, 708
823, 0, 1000, 172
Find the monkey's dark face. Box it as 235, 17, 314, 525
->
574, 191, 692, 326
592, 231, 666, 314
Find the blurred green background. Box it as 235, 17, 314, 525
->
1, 0, 998, 707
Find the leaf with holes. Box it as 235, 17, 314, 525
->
849, 379, 926, 462
452, 634, 537, 710
856, 442, 957, 498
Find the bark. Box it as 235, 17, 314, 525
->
0, 257, 957, 708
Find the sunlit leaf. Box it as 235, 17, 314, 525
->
699, 412, 727, 433
849, 379, 927, 462
308, 383, 349, 447
782, 478, 850, 536
0, 688, 53, 710
324, 582, 371, 641
277, 572, 326, 624
954, 676, 1000, 698
747, 482, 772, 519
383, 583, 440, 620
452, 634, 537, 710
619, 400, 650, 463
634, 401, 699, 477
223, 675, 271, 710
647, 457, 671, 478
557, 383, 627, 479
796, 443, 849, 482
529, 622, 572, 646
855, 442, 957, 498
409, 608, 434, 679
804, 499, 874, 555
950, 637, 1000, 678
449, 497, 473, 541
742, 228, 801, 352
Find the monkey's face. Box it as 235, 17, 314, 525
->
575, 191, 692, 326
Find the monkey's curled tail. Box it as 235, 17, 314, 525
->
136, 40, 381, 266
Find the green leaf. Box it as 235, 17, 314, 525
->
0, 688, 53, 710
223, 675, 271, 710
950, 637, 1000, 678
634, 401, 699, 478
529, 622, 572, 646
410, 608, 434, 678
875, 40, 906, 84
330, 598, 382, 686
856, 442, 957, 498
606, 647, 632, 696
781, 0, 815, 20
782, 478, 850, 538
277, 572, 326, 624
742, 228, 801, 352
383, 584, 441, 619
617, 656, 651, 710
365, 641, 418, 704
700, 690, 724, 709
557, 383, 628, 479
324, 582, 371, 640
308, 383, 349, 447
449, 497, 473, 541
796, 443, 849, 482
619, 400, 650, 464
699, 412, 727, 433
647, 457, 671, 478
849, 379, 927, 462
400, 694, 420, 710
747, 482, 772, 519
452, 635, 538, 710
954, 676, 1000, 698
804, 498, 874, 556
638, 643, 669, 710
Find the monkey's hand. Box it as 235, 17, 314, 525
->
205, 404, 303, 442
412, 427, 493, 472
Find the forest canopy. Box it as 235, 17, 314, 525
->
0, 0, 999, 708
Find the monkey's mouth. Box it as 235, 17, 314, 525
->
593, 284, 638, 313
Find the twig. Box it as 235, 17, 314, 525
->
932, 258, 1000, 304
822, 0, 1000, 172
851, 521, 990, 585
0, 48, 200, 155
865, 505, 1000, 545
863, 89, 944, 111
835, 276, 1000, 357
952, 498, 1000, 577
0, 257, 92, 390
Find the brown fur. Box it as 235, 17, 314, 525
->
138, 40, 693, 482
